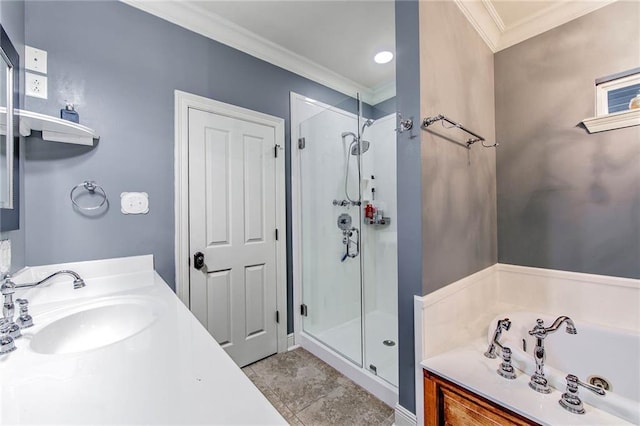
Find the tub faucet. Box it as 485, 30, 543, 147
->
559, 374, 605, 414
528, 316, 577, 393
484, 318, 517, 380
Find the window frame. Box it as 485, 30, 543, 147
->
595, 68, 640, 116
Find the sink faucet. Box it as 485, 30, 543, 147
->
1, 275, 21, 340
0, 270, 85, 354
14, 270, 86, 290
528, 316, 577, 393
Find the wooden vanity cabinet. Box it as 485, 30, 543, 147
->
423, 369, 539, 426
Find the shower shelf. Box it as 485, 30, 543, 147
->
366, 217, 391, 226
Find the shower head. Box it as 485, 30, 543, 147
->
350, 140, 370, 155
361, 119, 375, 134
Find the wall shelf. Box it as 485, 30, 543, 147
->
4, 108, 99, 146
581, 109, 640, 133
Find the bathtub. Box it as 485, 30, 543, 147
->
488, 312, 640, 424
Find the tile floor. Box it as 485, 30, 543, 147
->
242, 348, 394, 425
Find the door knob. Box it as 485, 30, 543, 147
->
193, 252, 205, 270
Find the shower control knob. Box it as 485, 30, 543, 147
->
193, 252, 205, 270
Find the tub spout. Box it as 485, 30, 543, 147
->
548, 316, 577, 334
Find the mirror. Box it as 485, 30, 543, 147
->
0, 24, 19, 231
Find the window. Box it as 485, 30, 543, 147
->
582, 67, 640, 133
595, 68, 640, 116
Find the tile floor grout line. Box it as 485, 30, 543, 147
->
244, 348, 393, 425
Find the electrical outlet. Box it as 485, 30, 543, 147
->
25, 72, 48, 99
25, 46, 47, 74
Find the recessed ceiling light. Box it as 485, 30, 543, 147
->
374, 51, 393, 64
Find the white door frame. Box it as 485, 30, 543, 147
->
174, 90, 288, 354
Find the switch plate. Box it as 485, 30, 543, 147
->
121, 192, 149, 215
25, 72, 48, 99
25, 46, 47, 74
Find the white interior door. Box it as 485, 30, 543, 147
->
188, 107, 278, 367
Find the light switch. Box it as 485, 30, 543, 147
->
121, 192, 149, 215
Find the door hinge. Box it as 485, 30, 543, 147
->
300, 304, 308, 317
275, 228, 279, 241
298, 137, 306, 150
276, 310, 280, 324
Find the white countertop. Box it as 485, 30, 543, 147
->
0, 256, 286, 425
421, 339, 632, 426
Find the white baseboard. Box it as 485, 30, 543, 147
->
287, 333, 298, 351
394, 404, 417, 426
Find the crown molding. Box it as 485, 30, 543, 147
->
455, 0, 619, 53
370, 80, 397, 105
481, 0, 505, 32
453, 0, 501, 52
121, 0, 381, 104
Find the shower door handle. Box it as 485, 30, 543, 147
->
193, 252, 205, 270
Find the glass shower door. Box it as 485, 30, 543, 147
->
360, 108, 399, 387
299, 101, 363, 366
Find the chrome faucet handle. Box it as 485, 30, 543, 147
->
0, 319, 16, 354
528, 318, 547, 337
559, 374, 606, 414
15, 298, 33, 329
1, 277, 20, 339
497, 346, 517, 380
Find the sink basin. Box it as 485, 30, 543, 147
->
30, 300, 160, 355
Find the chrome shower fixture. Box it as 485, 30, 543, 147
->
361, 119, 375, 134
350, 140, 370, 155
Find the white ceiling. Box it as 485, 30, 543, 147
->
123, 0, 619, 103
195, 1, 395, 91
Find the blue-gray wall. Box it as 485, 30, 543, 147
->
372, 96, 396, 120
495, 1, 640, 279
395, 0, 422, 414
23, 0, 368, 335
0, 0, 26, 273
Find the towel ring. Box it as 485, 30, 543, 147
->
70, 181, 108, 211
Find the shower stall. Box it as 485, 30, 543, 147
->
291, 93, 398, 405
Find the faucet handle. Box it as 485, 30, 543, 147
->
497, 346, 517, 380
15, 298, 33, 329
559, 374, 605, 414
528, 318, 545, 336
0, 319, 16, 354
0, 275, 15, 295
